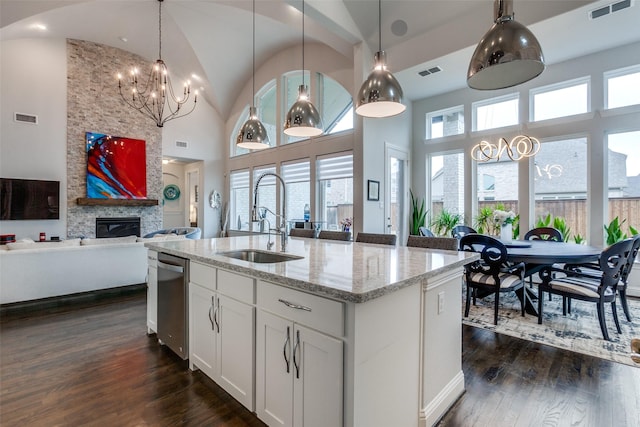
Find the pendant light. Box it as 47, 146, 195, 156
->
355, 0, 405, 118
237, 0, 270, 149
283, 0, 323, 137
467, 0, 544, 90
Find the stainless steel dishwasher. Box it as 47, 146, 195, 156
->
157, 253, 189, 360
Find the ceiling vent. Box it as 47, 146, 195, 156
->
175, 140, 188, 149
418, 66, 442, 77
590, 0, 632, 19
14, 112, 38, 124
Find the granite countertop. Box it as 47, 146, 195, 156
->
145, 235, 478, 303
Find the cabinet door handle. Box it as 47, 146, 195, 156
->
208, 296, 215, 330
213, 297, 220, 333
278, 299, 312, 312
283, 326, 291, 373
293, 329, 300, 379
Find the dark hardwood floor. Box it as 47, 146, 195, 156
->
1, 290, 639, 426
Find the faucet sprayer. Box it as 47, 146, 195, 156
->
253, 172, 288, 251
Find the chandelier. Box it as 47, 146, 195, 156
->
117, 0, 197, 128
471, 135, 540, 162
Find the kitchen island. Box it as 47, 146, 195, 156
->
145, 235, 478, 427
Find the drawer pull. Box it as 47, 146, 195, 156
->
278, 299, 312, 312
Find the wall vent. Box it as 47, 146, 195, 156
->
175, 140, 188, 149
418, 66, 442, 77
590, 0, 632, 19
14, 112, 38, 124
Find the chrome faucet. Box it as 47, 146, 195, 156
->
252, 172, 288, 252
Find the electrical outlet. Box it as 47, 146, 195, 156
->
438, 292, 445, 314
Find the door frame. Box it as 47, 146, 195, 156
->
385, 143, 410, 245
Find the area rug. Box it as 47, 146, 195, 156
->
462, 293, 640, 367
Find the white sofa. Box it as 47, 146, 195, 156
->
0, 235, 181, 305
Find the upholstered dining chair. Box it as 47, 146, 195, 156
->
419, 227, 435, 237
289, 228, 315, 238
355, 232, 397, 246
537, 237, 634, 341
524, 227, 563, 242
317, 230, 351, 241
564, 234, 640, 322
406, 236, 458, 251
459, 234, 526, 325
452, 225, 477, 239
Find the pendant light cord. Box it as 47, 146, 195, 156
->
302, 0, 305, 86
158, 0, 163, 60
252, 0, 256, 106
378, 0, 381, 52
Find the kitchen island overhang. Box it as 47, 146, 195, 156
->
146, 235, 479, 427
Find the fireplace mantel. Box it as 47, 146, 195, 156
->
76, 198, 159, 206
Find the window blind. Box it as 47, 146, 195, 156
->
282, 160, 310, 183
317, 153, 353, 181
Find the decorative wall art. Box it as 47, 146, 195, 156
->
86, 132, 147, 199
367, 179, 380, 201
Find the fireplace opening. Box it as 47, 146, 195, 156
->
96, 217, 141, 238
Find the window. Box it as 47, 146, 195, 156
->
317, 153, 353, 230
476, 155, 518, 231
283, 71, 311, 145
429, 152, 465, 233
531, 78, 589, 121
229, 170, 250, 231
256, 79, 278, 145
605, 65, 640, 109
607, 131, 640, 239
473, 94, 519, 131
282, 160, 311, 223
319, 73, 353, 134
426, 105, 464, 139
533, 137, 588, 241
253, 165, 277, 231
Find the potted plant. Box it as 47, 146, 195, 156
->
430, 208, 462, 237
409, 190, 427, 236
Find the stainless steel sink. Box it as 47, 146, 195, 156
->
217, 249, 303, 263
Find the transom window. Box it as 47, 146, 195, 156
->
472, 94, 519, 131
530, 77, 590, 121
605, 65, 640, 109
426, 105, 464, 139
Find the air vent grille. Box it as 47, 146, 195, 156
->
14, 112, 38, 124
590, 0, 632, 19
175, 140, 188, 149
418, 66, 442, 77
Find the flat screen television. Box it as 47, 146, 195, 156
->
0, 178, 60, 220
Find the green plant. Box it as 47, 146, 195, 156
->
552, 216, 571, 243
409, 190, 427, 236
573, 234, 586, 245
430, 208, 462, 237
473, 207, 494, 235
603, 217, 638, 245
535, 213, 552, 228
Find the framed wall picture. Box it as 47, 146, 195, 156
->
367, 180, 380, 201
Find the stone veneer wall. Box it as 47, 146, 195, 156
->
66, 39, 162, 238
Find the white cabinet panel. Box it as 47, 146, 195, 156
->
189, 283, 217, 379
146, 251, 158, 334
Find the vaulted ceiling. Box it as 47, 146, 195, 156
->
2, 0, 639, 120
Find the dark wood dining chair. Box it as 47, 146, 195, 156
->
355, 232, 397, 246
537, 238, 634, 341
289, 228, 315, 238
317, 230, 351, 241
419, 227, 435, 237
452, 225, 477, 239
524, 227, 563, 242
459, 234, 526, 325
406, 236, 458, 251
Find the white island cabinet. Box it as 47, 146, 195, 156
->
188, 262, 255, 410
256, 281, 343, 427
146, 250, 158, 334
146, 236, 478, 427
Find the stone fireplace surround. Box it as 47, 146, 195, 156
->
65, 39, 163, 238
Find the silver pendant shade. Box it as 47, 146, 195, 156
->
355, 0, 405, 118
283, 0, 323, 137
467, 0, 544, 90
237, 0, 270, 150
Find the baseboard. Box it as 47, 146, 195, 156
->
419, 370, 465, 427
0, 283, 147, 319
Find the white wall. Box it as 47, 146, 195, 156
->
0, 38, 68, 240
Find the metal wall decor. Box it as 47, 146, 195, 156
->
471, 135, 540, 162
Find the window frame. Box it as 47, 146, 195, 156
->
472, 93, 519, 132
529, 76, 591, 122
425, 105, 465, 140
604, 64, 640, 110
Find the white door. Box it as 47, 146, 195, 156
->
293, 324, 343, 427
256, 310, 294, 427
217, 294, 255, 410
188, 283, 217, 379
385, 146, 409, 245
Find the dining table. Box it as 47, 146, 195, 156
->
501, 239, 603, 316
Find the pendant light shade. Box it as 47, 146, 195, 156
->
467, 0, 544, 90
355, 51, 405, 118
283, 0, 323, 137
236, 0, 270, 150
355, 0, 405, 118
283, 85, 323, 137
